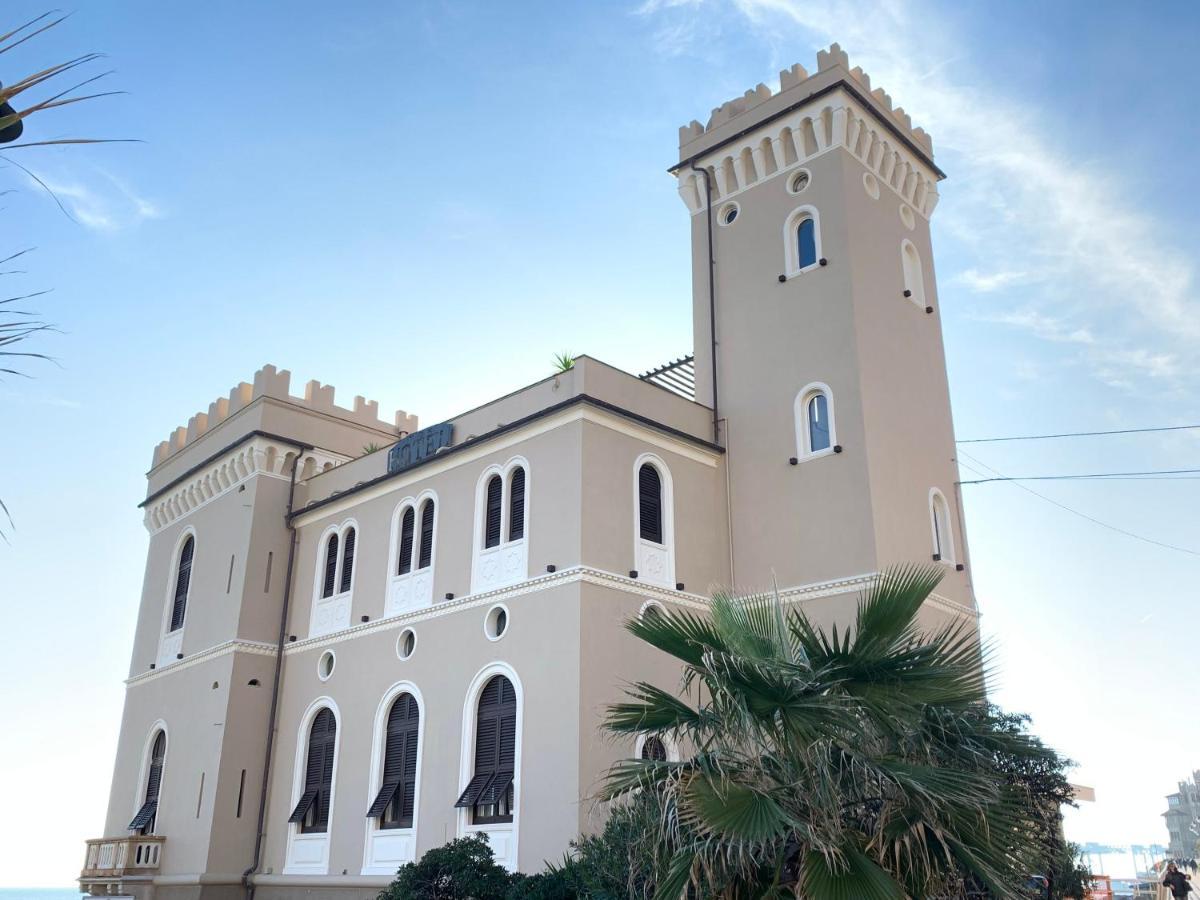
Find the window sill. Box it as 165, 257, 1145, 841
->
795, 447, 836, 463
783, 263, 822, 281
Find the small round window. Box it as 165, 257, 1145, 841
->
787, 169, 811, 194
862, 172, 880, 200
899, 204, 916, 230
485, 604, 509, 641
317, 650, 335, 682
718, 202, 739, 226
397, 628, 416, 661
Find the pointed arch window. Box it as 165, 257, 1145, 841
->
169, 536, 194, 632
929, 489, 955, 565
129, 731, 166, 834
366, 693, 420, 829
289, 708, 337, 834
455, 675, 516, 824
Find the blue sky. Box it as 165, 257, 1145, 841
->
2, 0, 1198, 887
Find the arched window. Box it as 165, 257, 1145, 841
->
455, 675, 516, 824
397, 507, 415, 575
321, 533, 339, 599
794, 383, 837, 460
169, 536, 194, 632
638, 464, 663, 544
508, 467, 525, 542
784, 206, 822, 277
640, 736, 667, 762
484, 475, 503, 549
129, 730, 166, 834
901, 240, 926, 307
929, 489, 955, 565
418, 500, 435, 569
366, 693, 420, 829
289, 708, 337, 834
339, 527, 356, 594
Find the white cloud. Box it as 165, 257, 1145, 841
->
30, 166, 161, 233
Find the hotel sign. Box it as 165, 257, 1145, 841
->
387, 422, 454, 474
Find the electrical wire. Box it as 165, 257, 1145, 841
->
958, 423, 1200, 444
956, 450, 1200, 558
959, 467, 1200, 485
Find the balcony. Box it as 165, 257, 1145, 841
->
80, 836, 164, 894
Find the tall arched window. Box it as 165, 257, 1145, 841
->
784, 205, 822, 277
129, 730, 166, 834
397, 508, 415, 575
455, 675, 516, 824
289, 708, 337, 834
311, 521, 358, 638
472, 459, 530, 593
484, 475, 503, 549
929, 489, 955, 565
339, 527, 356, 594
794, 383, 837, 460
638, 464, 663, 544
901, 240, 926, 307
169, 536, 194, 632
366, 693, 420, 829
508, 468, 525, 542
418, 500, 435, 569
321, 533, 339, 599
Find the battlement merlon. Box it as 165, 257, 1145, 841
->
674, 43, 943, 218
150, 364, 419, 468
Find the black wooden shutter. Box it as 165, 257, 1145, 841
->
339, 528, 355, 593
291, 708, 335, 832
508, 468, 525, 541
368, 693, 420, 828
638, 464, 663, 544
641, 736, 667, 761
321, 534, 339, 598
398, 508, 415, 575
455, 675, 516, 812
484, 476, 503, 548
129, 731, 167, 832
418, 500, 434, 569
170, 536, 194, 632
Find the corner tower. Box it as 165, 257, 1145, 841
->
676, 44, 973, 614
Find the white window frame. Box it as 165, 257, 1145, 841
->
283, 697, 341, 875
131, 720, 170, 833
793, 382, 837, 461
632, 453, 676, 589
157, 526, 197, 667
470, 457, 530, 594
309, 519, 358, 638
385, 491, 438, 617
928, 488, 956, 566
361, 682, 426, 875
456, 662, 523, 872
901, 239, 926, 308
783, 204, 822, 278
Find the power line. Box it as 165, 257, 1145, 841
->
956, 450, 1200, 558
959, 467, 1200, 485
958, 423, 1200, 444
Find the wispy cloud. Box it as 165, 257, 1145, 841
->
638, 0, 1199, 393
29, 166, 161, 233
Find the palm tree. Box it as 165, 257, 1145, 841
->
604, 566, 1061, 899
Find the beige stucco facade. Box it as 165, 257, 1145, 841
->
81, 44, 978, 900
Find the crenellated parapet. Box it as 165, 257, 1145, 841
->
675, 43, 940, 218
150, 364, 420, 468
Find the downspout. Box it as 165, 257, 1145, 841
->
690, 161, 720, 445
243, 453, 301, 900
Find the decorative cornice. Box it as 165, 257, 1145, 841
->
125, 639, 276, 686
144, 436, 346, 534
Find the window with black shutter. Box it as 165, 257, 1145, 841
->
169, 536, 194, 632
454, 675, 516, 824
321, 533, 339, 599
339, 527, 356, 593
129, 730, 166, 833
507, 468, 525, 542
366, 693, 420, 829
484, 476, 503, 548
418, 500, 434, 569
640, 736, 667, 762
638, 464, 663, 544
289, 708, 336, 833
397, 507, 415, 575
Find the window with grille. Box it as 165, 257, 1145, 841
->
129, 731, 166, 834
638, 464, 663, 544
454, 675, 516, 824
169, 536, 194, 632
289, 708, 336, 834
366, 694, 419, 829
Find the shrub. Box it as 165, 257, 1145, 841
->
377, 834, 513, 900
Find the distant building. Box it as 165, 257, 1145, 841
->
79, 43, 978, 900
1164, 771, 1200, 859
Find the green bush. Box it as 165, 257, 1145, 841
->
377, 834, 514, 900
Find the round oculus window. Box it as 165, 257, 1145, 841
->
862, 172, 880, 200
485, 604, 509, 641
397, 628, 416, 660
317, 650, 335, 681
788, 169, 811, 194
899, 204, 916, 230
718, 202, 739, 226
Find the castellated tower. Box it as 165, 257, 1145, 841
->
676, 44, 972, 614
